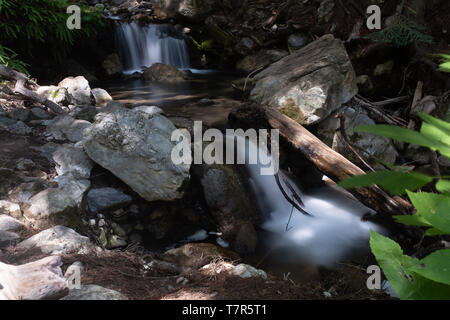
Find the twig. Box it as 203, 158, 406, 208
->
274, 172, 312, 216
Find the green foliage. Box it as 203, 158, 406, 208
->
438, 54, 450, 73
366, 14, 433, 47
0, 44, 29, 74
339, 113, 450, 300
0, 0, 103, 66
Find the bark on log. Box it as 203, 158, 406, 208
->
0, 256, 68, 300
0, 65, 64, 114
230, 105, 413, 215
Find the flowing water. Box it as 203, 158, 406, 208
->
109, 21, 386, 282
115, 22, 190, 74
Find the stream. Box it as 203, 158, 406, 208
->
106, 21, 386, 283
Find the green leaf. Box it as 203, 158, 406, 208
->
424, 227, 449, 236
338, 170, 433, 195
407, 191, 450, 234
393, 214, 432, 227
370, 230, 450, 299
355, 125, 450, 158
436, 180, 450, 195
409, 249, 450, 285
419, 113, 450, 136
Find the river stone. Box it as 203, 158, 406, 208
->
0, 116, 32, 135
133, 105, 164, 116
288, 34, 310, 51
317, 106, 398, 168
195, 164, 258, 253
87, 188, 132, 212
0, 215, 25, 232
61, 284, 128, 300
236, 49, 289, 73
47, 115, 92, 142
235, 37, 256, 56
162, 243, 240, 269
0, 200, 22, 218
54, 173, 90, 206
58, 76, 93, 105
7, 181, 47, 204
250, 34, 358, 126
52, 144, 93, 179
16, 225, 92, 255
0, 230, 20, 249
30, 107, 51, 120
230, 263, 267, 279
83, 102, 190, 201
8, 108, 30, 122
37, 86, 71, 106
142, 63, 185, 82
91, 88, 113, 105
22, 188, 79, 227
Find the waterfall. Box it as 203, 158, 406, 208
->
227, 135, 384, 267
115, 22, 190, 75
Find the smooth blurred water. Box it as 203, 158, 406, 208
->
115, 22, 190, 74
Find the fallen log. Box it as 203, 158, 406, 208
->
0, 256, 68, 300
0, 65, 64, 114
229, 105, 413, 216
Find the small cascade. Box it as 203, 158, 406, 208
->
227, 135, 384, 267
115, 22, 190, 74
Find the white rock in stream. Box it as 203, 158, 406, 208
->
83, 102, 190, 202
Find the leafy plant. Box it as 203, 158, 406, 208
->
438, 54, 450, 73
366, 14, 433, 47
0, 0, 103, 64
0, 44, 29, 74
339, 113, 450, 299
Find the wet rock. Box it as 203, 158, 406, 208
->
47, 115, 92, 142
102, 53, 122, 77
54, 173, 90, 206
0, 200, 22, 218
8, 108, 30, 122
318, 106, 398, 168
142, 63, 185, 82
52, 144, 93, 179
0, 256, 68, 300
16, 225, 92, 255
69, 105, 98, 122
37, 86, 71, 106
83, 102, 190, 201
0, 168, 24, 197
133, 105, 164, 116
250, 35, 357, 126
0, 215, 25, 232
22, 188, 79, 227
0, 117, 32, 135
236, 49, 288, 73
58, 76, 93, 106
91, 88, 113, 105
87, 188, 132, 213
195, 164, 258, 253
163, 243, 240, 269
61, 284, 128, 300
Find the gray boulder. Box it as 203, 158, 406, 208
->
52, 144, 93, 179
250, 34, 358, 126
61, 284, 128, 300
0, 215, 25, 232
0, 117, 31, 135
54, 173, 90, 206
47, 115, 92, 142
83, 102, 190, 201
16, 225, 92, 255
58, 76, 93, 105
87, 188, 132, 212
142, 63, 185, 82
37, 86, 71, 106
91, 88, 113, 105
